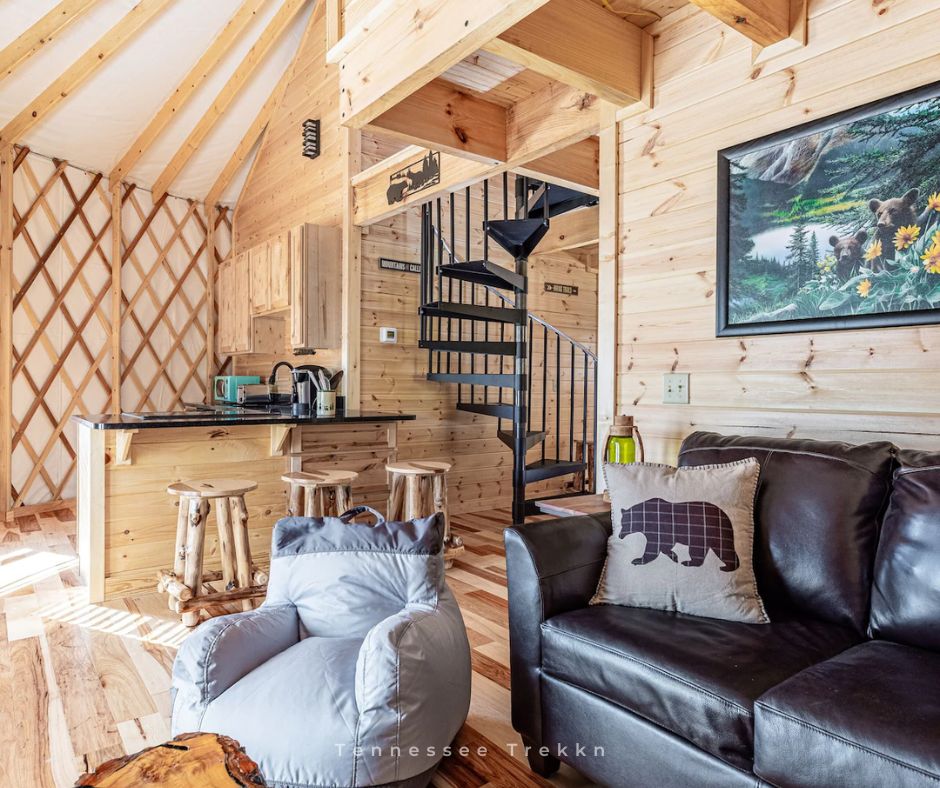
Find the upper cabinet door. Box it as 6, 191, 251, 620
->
289, 224, 306, 348
234, 251, 253, 353
249, 242, 270, 315
269, 230, 291, 312
217, 259, 233, 354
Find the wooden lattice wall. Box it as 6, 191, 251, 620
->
0, 147, 231, 512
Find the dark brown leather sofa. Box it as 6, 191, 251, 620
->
504, 432, 940, 787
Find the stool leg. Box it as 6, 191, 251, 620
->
431, 474, 450, 543
231, 495, 254, 612
335, 484, 350, 514
405, 475, 421, 520
215, 496, 237, 591
323, 486, 336, 517
303, 486, 317, 517
170, 497, 188, 611
288, 484, 302, 517
182, 498, 209, 627
388, 473, 404, 520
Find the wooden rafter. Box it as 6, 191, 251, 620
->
204, 55, 294, 207
338, 0, 551, 129
689, 0, 794, 48
482, 0, 647, 107
109, 0, 268, 186
368, 78, 508, 163
0, 0, 100, 84
151, 0, 309, 202
0, 0, 174, 146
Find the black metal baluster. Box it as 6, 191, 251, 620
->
582, 350, 588, 491
436, 198, 443, 374
593, 360, 599, 489
466, 185, 473, 404
569, 343, 575, 462
483, 179, 489, 405
541, 326, 547, 463
556, 333, 561, 462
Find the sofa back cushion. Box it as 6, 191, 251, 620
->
265, 510, 445, 638
870, 450, 940, 651
679, 432, 895, 634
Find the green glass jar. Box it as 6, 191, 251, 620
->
604, 415, 644, 465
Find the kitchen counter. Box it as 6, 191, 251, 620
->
72, 408, 415, 430
74, 408, 410, 602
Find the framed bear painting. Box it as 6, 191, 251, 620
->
716, 80, 940, 336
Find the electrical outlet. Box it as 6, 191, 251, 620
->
663, 373, 690, 404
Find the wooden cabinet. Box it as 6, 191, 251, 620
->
217, 252, 252, 355
216, 224, 339, 355
289, 223, 341, 351
249, 231, 290, 316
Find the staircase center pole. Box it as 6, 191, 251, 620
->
512, 253, 529, 525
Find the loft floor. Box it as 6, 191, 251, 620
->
0, 505, 592, 787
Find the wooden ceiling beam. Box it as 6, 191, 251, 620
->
338, 0, 550, 129
516, 136, 599, 195
482, 0, 648, 107
0, 0, 173, 146
367, 78, 507, 163
109, 0, 268, 186
351, 92, 602, 227
151, 0, 308, 202
0, 0, 100, 83
688, 0, 793, 48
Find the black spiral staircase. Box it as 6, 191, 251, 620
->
419, 175, 598, 523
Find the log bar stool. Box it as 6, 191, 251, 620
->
159, 479, 268, 627
282, 469, 358, 517
386, 460, 464, 567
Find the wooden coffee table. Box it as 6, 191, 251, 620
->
75, 732, 266, 787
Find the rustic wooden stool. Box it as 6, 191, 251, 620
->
76, 732, 266, 787
572, 438, 595, 491
158, 479, 267, 627
282, 469, 358, 517
386, 460, 464, 567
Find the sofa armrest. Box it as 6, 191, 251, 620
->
503, 513, 611, 743
171, 603, 299, 734
353, 587, 471, 784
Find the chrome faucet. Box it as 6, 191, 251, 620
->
267, 361, 294, 399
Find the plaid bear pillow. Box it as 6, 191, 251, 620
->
592, 458, 769, 624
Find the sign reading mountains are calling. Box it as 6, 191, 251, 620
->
379, 258, 421, 275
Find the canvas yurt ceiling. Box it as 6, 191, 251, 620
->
0, 0, 314, 205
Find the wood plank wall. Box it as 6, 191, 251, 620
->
618, 0, 940, 461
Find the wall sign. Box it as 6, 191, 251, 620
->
386, 151, 440, 205
544, 282, 579, 296
380, 257, 421, 275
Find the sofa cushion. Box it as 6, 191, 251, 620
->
870, 451, 940, 651
540, 604, 859, 770
754, 641, 940, 788
679, 432, 896, 634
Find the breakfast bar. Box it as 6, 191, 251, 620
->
73, 408, 415, 602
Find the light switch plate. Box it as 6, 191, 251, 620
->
663, 373, 690, 404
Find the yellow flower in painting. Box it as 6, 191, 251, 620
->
928, 192, 940, 212
863, 239, 882, 262
894, 224, 920, 251
922, 243, 940, 274
857, 279, 872, 298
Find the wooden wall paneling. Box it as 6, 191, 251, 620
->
0, 145, 12, 515
617, 0, 940, 463
110, 182, 122, 414
10, 151, 114, 507
213, 209, 234, 379
342, 127, 362, 409
204, 204, 217, 398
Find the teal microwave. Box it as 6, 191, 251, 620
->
213, 375, 260, 403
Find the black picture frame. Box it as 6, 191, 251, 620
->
716, 79, 940, 337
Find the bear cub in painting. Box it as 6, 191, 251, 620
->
829, 230, 868, 278
869, 188, 920, 261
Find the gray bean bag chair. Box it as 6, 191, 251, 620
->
171, 506, 472, 788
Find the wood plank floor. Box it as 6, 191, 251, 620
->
0, 505, 595, 787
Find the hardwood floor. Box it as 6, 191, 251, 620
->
0, 505, 595, 787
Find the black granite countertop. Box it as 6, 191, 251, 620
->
71, 406, 416, 430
